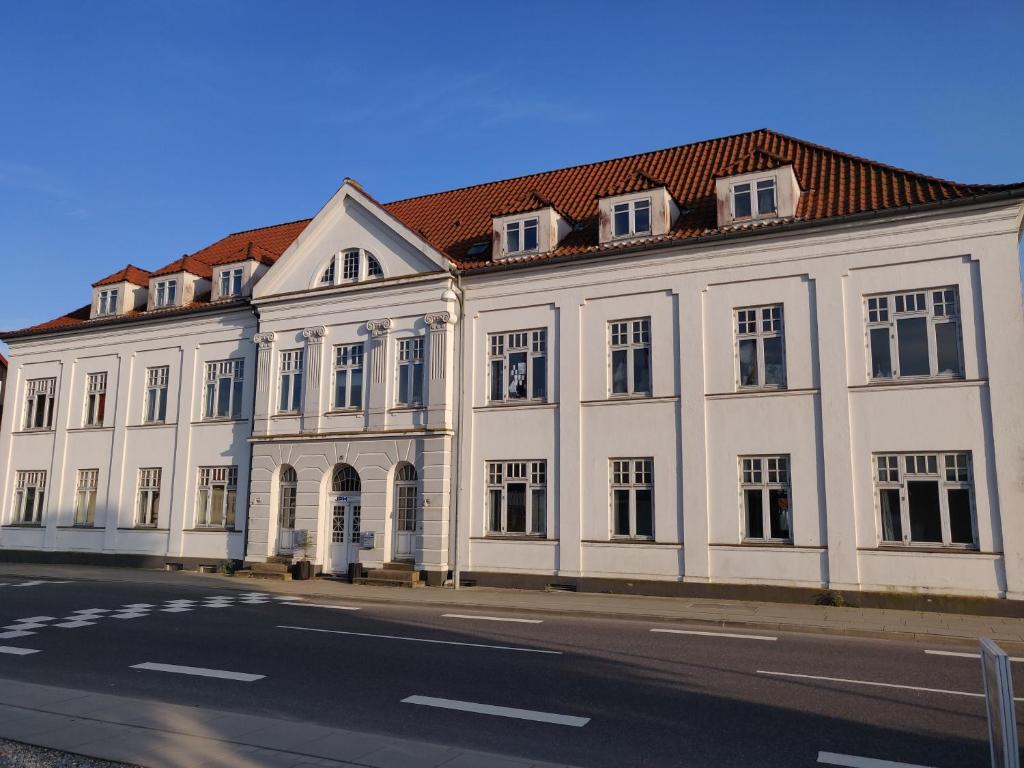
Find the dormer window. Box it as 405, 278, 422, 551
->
219, 267, 243, 298
319, 249, 384, 286
612, 199, 651, 238
505, 218, 539, 254
733, 178, 777, 219
154, 280, 177, 308
97, 289, 119, 316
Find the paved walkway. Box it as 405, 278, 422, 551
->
0, 679, 577, 768
2, 562, 1024, 644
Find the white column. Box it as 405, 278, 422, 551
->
301, 326, 326, 433
424, 311, 456, 429
365, 318, 392, 431
252, 332, 276, 436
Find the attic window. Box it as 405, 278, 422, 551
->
154, 280, 177, 308
612, 199, 651, 238
320, 249, 384, 286
505, 218, 539, 254
733, 178, 777, 219
97, 289, 119, 316
219, 267, 243, 298
466, 242, 489, 257
367, 254, 384, 278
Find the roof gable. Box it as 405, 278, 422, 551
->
93, 264, 151, 288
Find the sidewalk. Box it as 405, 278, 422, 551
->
2, 562, 1024, 644
0, 679, 578, 768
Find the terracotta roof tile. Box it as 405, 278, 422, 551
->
92, 264, 151, 288
151, 255, 213, 279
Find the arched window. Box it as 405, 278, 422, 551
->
367, 254, 384, 278
332, 464, 361, 493
394, 463, 418, 534
279, 465, 297, 530
318, 249, 383, 287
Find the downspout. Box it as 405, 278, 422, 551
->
451, 270, 466, 588
241, 300, 261, 565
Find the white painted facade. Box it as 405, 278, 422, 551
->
1, 150, 1023, 600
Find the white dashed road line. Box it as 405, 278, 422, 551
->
818, 751, 935, 767
402, 695, 589, 727
757, 670, 1024, 700
131, 662, 265, 682
281, 602, 361, 610
0, 646, 39, 656
442, 614, 542, 624
277, 625, 562, 655
651, 628, 777, 641
924, 649, 1024, 662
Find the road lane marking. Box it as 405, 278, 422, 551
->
757, 670, 1024, 700
131, 662, 264, 682
401, 695, 588, 726
11, 581, 45, 588
0, 646, 39, 656
281, 602, 360, 610
0, 631, 36, 639
818, 751, 935, 767
924, 649, 1024, 662
277, 625, 561, 654
652, 628, 776, 641
442, 614, 542, 624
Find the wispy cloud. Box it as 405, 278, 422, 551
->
0, 161, 72, 199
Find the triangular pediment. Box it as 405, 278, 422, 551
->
253, 179, 451, 299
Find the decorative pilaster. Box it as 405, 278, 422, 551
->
365, 318, 392, 430
253, 332, 276, 436
366, 318, 392, 385
301, 326, 326, 431
424, 312, 452, 381
423, 310, 456, 428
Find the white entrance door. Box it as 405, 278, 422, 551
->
329, 496, 360, 573
394, 483, 417, 560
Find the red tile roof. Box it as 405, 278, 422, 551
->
92, 264, 151, 288
8, 128, 1022, 338
151, 255, 213, 279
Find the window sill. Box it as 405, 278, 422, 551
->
272, 412, 302, 419
850, 377, 980, 391
609, 536, 657, 544
707, 388, 817, 400
192, 417, 249, 426
741, 539, 794, 546
67, 426, 114, 433
2, 523, 43, 529
475, 535, 552, 542
326, 408, 364, 415
389, 406, 426, 413
710, 542, 824, 551
608, 231, 653, 242
17, 428, 54, 435
584, 539, 680, 547
475, 401, 556, 412
128, 421, 176, 430
861, 545, 984, 555
581, 395, 673, 407
117, 526, 167, 531
184, 527, 239, 533
60, 524, 101, 530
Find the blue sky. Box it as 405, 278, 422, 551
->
1, 1, 1021, 353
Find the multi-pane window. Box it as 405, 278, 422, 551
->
366, 255, 384, 277
154, 280, 177, 308
195, 466, 238, 529
333, 344, 364, 410
320, 258, 336, 285
486, 461, 546, 536
23, 378, 56, 430
136, 468, 161, 527
736, 305, 786, 388
609, 318, 652, 396
612, 198, 651, 238
741, 456, 792, 542
875, 452, 975, 547
13, 471, 46, 524
219, 267, 243, 298
611, 459, 654, 538
395, 463, 418, 535
343, 251, 360, 281
396, 338, 425, 407
97, 288, 119, 316
204, 360, 244, 419
279, 466, 297, 530
865, 288, 963, 380
84, 373, 107, 427
488, 330, 546, 402
278, 350, 304, 413
505, 218, 539, 254
733, 178, 776, 219
145, 366, 169, 423
74, 469, 98, 526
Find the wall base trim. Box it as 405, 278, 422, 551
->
0, 549, 236, 571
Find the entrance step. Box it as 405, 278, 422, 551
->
353, 576, 425, 588
235, 569, 292, 581
384, 561, 416, 572
354, 566, 422, 588
244, 561, 291, 574
266, 555, 293, 566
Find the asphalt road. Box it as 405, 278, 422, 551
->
0, 574, 1017, 768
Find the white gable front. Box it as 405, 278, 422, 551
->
253, 180, 452, 299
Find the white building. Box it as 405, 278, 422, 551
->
2, 129, 1023, 601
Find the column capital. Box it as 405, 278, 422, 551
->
302, 325, 327, 342
366, 318, 393, 337
424, 311, 454, 330
254, 332, 276, 348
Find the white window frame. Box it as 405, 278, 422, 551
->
144, 366, 169, 423
735, 305, 786, 389
504, 217, 540, 254
332, 344, 364, 410
278, 349, 304, 413
342, 250, 360, 282
874, 452, 976, 548
84, 372, 108, 427
136, 468, 162, 528
395, 463, 418, 534
74, 469, 98, 526
366, 254, 384, 278
218, 267, 244, 298
97, 288, 119, 316
154, 279, 177, 308
13, 471, 46, 525
23, 377, 56, 431
610, 458, 654, 539
487, 330, 546, 403
203, 359, 244, 420
486, 460, 546, 537
396, 337, 425, 408
740, 456, 792, 543
608, 318, 652, 397
865, 287, 963, 381
611, 197, 652, 238
195, 466, 238, 529
731, 176, 777, 219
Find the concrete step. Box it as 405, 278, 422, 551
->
235, 569, 292, 581
245, 561, 291, 574
366, 568, 420, 583
266, 555, 293, 565
353, 577, 425, 588
384, 561, 416, 572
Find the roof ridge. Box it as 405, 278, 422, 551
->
219, 217, 314, 240
383, 128, 770, 207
